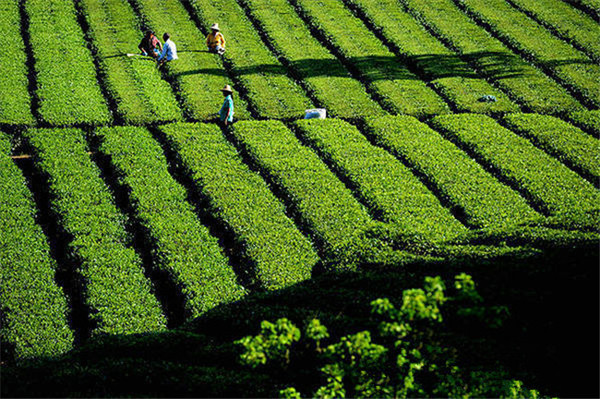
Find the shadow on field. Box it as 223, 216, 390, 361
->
1, 245, 598, 398
171, 51, 595, 82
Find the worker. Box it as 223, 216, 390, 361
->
219, 85, 234, 126
158, 32, 178, 66
206, 23, 226, 55
138, 30, 162, 59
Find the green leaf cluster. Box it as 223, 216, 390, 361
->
237, 274, 542, 398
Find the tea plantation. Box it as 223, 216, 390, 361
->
1, 0, 598, 396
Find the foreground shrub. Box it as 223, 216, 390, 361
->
237, 274, 543, 398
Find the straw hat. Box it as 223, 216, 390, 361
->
221, 84, 233, 93
210, 23, 220, 31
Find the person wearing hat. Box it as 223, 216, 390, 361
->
219, 85, 234, 126
138, 30, 162, 59
206, 23, 226, 55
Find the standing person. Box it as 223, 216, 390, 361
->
138, 30, 162, 59
219, 85, 234, 126
158, 32, 178, 66
206, 24, 226, 55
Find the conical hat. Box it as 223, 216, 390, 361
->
221, 84, 233, 93
210, 23, 220, 31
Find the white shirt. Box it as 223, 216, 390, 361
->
160, 39, 178, 61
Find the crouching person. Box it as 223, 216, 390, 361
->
219, 85, 234, 126
138, 30, 162, 59
158, 32, 178, 66
206, 24, 226, 55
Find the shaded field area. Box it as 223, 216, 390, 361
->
2, 245, 598, 397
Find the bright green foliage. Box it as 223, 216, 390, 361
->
238, 275, 541, 398
237, 318, 301, 367
566, 109, 600, 136
25, 0, 111, 125
130, 0, 250, 120
401, 0, 583, 114
430, 114, 600, 227
0, 134, 73, 359
509, 0, 600, 62
458, 0, 600, 108
364, 115, 540, 229
346, 0, 518, 114
502, 113, 600, 181
565, 0, 600, 16
159, 122, 318, 290
231, 120, 373, 263
294, 119, 466, 242
187, 0, 313, 119
79, 0, 182, 124
24, 128, 166, 334
292, 0, 450, 117
0, 1, 34, 125
237, 0, 384, 118
95, 126, 245, 317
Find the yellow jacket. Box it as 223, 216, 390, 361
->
206, 32, 225, 49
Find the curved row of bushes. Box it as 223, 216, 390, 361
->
24, 128, 166, 335
0, 133, 73, 359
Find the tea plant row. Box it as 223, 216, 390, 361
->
236, 0, 384, 119
231, 120, 374, 263
79, 0, 182, 124
291, 0, 450, 117
501, 113, 599, 182
344, 0, 518, 114
400, 0, 583, 114
25, 0, 111, 125
0, 133, 73, 360
457, 0, 600, 108
294, 118, 466, 242
363, 115, 541, 229
187, 0, 314, 119
431, 114, 600, 230
0, 1, 34, 125
159, 122, 318, 289
508, 0, 600, 62
129, 0, 251, 120
24, 127, 167, 335
95, 126, 246, 317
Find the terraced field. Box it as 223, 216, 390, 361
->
1, 0, 598, 363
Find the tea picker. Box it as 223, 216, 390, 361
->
206, 23, 226, 55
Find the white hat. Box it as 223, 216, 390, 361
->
221, 84, 233, 93
210, 23, 220, 31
